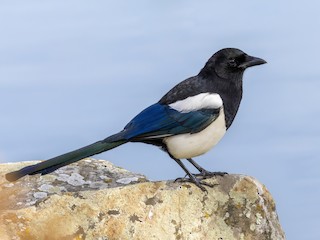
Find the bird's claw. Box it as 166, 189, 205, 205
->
174, 174, 188, 182
174, 175, 218, 192
194, 170, 228, 179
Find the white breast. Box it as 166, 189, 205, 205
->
163, 108, 226, 159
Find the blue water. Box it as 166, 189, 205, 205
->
1, 1, 319, 239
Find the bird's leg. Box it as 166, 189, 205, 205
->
186, 158, 228, 178
171, 158, 215, 191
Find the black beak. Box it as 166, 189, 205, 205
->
239, 55, 267, 69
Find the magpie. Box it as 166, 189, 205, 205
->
5, 48, 266, 190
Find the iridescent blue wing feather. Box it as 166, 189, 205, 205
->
122, 103, 220, 140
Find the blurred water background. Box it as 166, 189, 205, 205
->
1, 1, 319, 239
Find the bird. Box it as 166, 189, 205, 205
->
5, 48, 266, 190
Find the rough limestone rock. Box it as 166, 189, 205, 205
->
0, 159, 285, 240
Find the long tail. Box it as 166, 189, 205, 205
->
5, 133, 127, 182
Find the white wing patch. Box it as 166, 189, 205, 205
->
169, 93, 222, 113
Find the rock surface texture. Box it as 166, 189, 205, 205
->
0, 159, 285, 240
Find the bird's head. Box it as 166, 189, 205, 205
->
200, 48, 266, 80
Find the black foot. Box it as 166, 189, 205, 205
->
194, 170, 228, 179
186, 158, 228, 179
174, 175, 217, 192
170, 157, 219, 192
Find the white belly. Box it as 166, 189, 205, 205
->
163, 108, 226, 159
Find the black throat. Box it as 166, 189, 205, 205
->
199, 70, 243, 129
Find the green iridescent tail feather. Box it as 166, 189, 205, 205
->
5, 134, 127, 182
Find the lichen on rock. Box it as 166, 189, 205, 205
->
0, 158, 285, 240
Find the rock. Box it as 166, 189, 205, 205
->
0, 159, 285, 240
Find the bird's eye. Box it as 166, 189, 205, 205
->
228, 58, 237, 67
